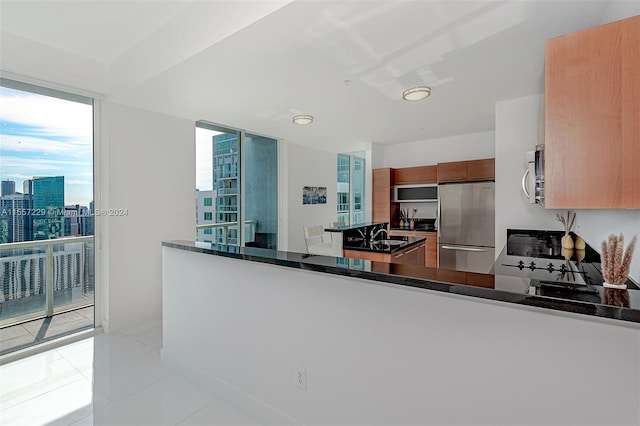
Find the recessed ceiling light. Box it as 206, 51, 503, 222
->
293, 115, 314, 125
402, 86, 431, 101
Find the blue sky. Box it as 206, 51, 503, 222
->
0, 86, 93, 206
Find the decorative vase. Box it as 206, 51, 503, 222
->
404, 220, 409, 229
561, 233, 574, 249
399, 219, 404, 228
409, 219, 415, 230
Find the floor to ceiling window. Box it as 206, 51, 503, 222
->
336, 152, 365, 225
0, 78, 95, 355
195, 122, 277, 249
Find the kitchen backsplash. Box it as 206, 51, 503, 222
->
399, 202, 437, 220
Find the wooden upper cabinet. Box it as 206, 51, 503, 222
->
437, 161, 467, 183
394, 165, 437, 184
372, 168, 398, 224
466, 159, 495, 182
438, 159, 494, 183
544, 15, 640, 208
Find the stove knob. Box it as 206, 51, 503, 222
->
528, 261, 536, 270
559, 264, 567, 273
517, 260, 525, 270
547, 263, 555, 272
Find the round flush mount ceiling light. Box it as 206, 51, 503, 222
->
402, 86, 431, 101
292, 115, 314, 125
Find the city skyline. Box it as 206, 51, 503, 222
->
0, 86, 93, 206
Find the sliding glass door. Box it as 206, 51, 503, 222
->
0, 77, 95, 354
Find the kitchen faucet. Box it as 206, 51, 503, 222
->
370, 227, 388, 241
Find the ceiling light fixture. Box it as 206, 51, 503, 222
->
292, 115, 314, 125
402, 86, 431, 101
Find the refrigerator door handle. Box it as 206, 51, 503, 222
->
440, 245, 491, 252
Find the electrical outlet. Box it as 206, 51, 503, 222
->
296, 367, 306, 390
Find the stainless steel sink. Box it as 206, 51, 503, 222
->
373, 239, 405, 247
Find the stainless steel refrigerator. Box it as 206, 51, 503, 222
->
438, 181, 495, 274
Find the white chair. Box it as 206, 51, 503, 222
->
326, 221, 345, 244
303, 225, 334, 256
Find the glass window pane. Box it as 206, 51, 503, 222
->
196, 122, 240, 246
336, 153, 365, 226
244, 133, 277, 249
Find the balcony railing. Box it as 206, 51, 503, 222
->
0, 236, 94, 328
217, 188, 238, 196
216, 205, 238, 212
196, 220, 257, 245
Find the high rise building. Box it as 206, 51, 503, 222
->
32, 176, 64, 240
1, 180, 16, 196
23, 179, 33, 195
64, 204, 93, 237
213, 133, 239, 244
0, 193, 33, 243
195, 189, 215, 243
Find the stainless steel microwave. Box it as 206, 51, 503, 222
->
394, 184, 438, 203
522, 144, 545, 205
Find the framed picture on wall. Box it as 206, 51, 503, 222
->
303, 186, 327, 205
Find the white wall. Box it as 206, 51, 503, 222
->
163, 248, 640, 426
104, 103, 195, 333
382, 131, 495, 168
494, 95, 558, 254
576, 212, 640, 282
601, 1, 640, 24
285, 142, 337, 254
495, 94, 640, 282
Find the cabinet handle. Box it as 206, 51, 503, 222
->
444, 176, 465, 181
469, 176, 493, 180
394, 253, 404, 258
405, 246, 420, 254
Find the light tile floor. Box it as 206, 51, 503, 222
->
0, 325, 262, 425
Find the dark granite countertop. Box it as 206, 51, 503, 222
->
342, 236, 425, 254
324, 222, 386, 232
163, 240, 640, 325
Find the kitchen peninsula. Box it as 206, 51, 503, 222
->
164, 240, 640, 323
162, 240, 640, 425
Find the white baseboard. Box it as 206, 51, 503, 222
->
161, 351, 300, 426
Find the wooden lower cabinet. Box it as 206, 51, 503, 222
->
389, 231, 437, 267
343, 246, 495, 289
343, 241, 425, 265
342, 249, 392, 263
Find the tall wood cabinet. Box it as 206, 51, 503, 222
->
372, 168, 398, 225
544, 15, 640, 209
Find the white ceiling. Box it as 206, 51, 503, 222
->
1, 0, 637, 152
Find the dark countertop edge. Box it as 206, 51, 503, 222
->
162, 240, 640, 325
343, 237, 426, 254
389, 228, 437, 233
